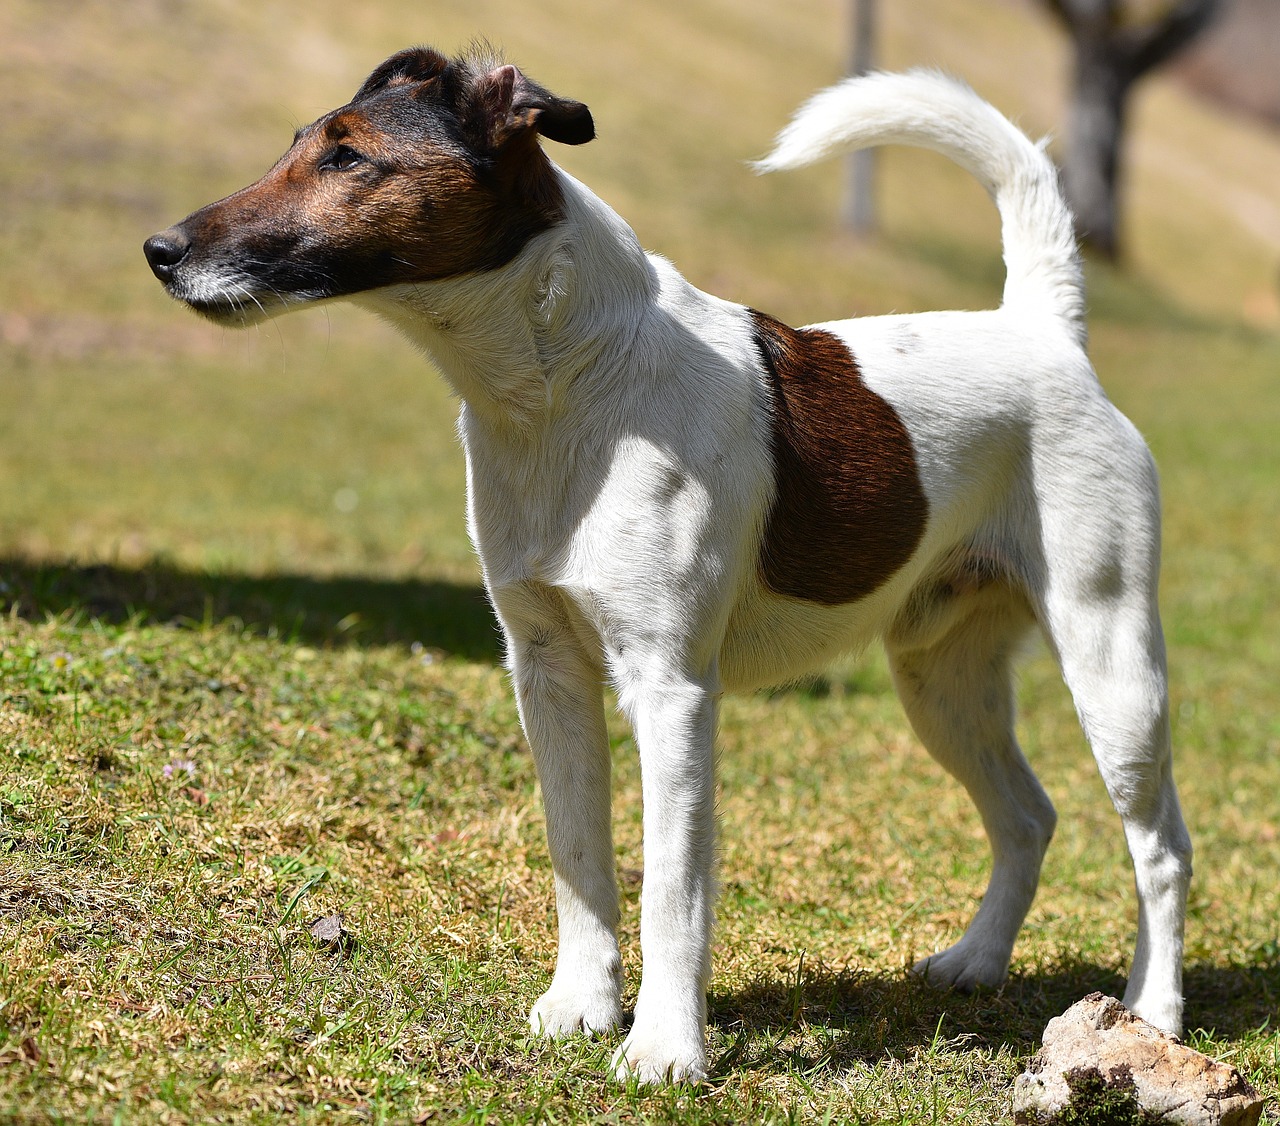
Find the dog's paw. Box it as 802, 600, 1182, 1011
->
911, 940, 1010, 993
529, 985, 623, 1038
611, 1027, 707, 1086
1123, 989, 1183, 1038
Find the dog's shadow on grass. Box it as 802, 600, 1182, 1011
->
709, 957, 1280, 1075
1, 557, 501, 662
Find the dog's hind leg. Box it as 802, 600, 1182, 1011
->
500, 586, 625, 1039
887, 587, 1057, 992
1036, 489, 1192, 1035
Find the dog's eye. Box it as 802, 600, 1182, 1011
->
326, 144, 365, 171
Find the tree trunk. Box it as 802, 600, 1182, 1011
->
841, 0, 878, 233
1062, 41, 1133, 260
1043, 0, 1221, 261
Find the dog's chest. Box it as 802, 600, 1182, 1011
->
462, 428, 589, 585
460, 412, 700, 593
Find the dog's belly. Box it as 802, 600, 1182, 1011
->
717, 572, 914, 693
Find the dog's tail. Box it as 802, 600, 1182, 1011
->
754, 70, 1084, 343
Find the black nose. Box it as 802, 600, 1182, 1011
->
143, 228, 191, 282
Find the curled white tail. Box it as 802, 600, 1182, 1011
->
756, 70, 1084, 341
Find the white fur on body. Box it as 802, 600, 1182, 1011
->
356, 71, 1193, 1083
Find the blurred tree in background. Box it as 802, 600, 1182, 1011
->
1042, 0, 1222, 260
842, 0, 878, 233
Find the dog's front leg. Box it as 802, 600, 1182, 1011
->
501, 589, 624, 1039
612, 671, 717, 1084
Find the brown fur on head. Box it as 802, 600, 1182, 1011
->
142, 45, 594, 325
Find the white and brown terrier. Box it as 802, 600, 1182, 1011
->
145, 47, 1192, 1083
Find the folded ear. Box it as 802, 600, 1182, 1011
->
354, 47, 449, 100
483, 64, 595, 147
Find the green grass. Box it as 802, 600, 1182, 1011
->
4, 0, 1280, 1121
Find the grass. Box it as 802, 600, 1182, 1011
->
3, 0, 1280, 1121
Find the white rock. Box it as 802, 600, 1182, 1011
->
1013, 993, 1263, 1126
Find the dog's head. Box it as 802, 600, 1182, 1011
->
143, 46, 593, 326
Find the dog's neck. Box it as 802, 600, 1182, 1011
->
356, 172, 658, 433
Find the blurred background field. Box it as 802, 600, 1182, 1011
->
2, 0, 1279, 1122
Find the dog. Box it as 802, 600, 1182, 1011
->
144, 46, 1192, 1083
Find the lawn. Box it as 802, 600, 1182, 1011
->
3, 0, 1279, 1122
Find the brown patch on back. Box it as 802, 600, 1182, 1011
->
752, 309, 929, 606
